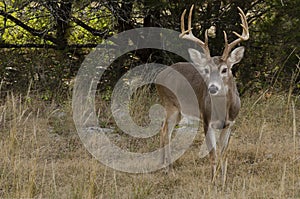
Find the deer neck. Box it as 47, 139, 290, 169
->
207, 75, 238, 129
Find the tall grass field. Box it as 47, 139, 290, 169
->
0, 88, 299, 198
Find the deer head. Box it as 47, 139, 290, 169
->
180, 5, 249, 95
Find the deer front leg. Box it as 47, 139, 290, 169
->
205, 126, 218, 181
217, 121, 234, 185
206, 123, 232, 183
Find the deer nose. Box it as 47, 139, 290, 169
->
208, 84, 219, 95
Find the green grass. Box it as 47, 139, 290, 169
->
0, 90, 299, 198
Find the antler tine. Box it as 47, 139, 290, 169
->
179, 4, 211, 59
221, 7, 249, 61
180, 9, 187, 35
188, 4, 193, 31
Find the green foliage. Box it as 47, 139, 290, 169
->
0, 0, 299, 99
237, 0, 300, 94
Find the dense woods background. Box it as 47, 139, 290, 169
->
0, 0, 299, 100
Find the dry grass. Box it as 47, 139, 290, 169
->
0, 89, 300, 199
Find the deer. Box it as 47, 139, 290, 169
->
155, 5, 249, 183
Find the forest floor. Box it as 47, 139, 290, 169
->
1, 90, 300, 198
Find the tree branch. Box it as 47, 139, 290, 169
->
71, 17, 110, 38
0, 43, 56, 48
0, 10, 58, 44
0, 43, 117, 49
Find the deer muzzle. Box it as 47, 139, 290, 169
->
208, 84, 219, 95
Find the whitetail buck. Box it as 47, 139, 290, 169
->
156, 5, 249, 182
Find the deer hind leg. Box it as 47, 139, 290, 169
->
160, 107, 180, 170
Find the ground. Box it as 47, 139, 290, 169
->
0, 91, 299, 198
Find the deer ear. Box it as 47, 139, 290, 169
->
188, 48, 207, 65
228, 46, 245, 66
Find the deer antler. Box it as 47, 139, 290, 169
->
221, 7, 249, 61
179, 4, 211, 59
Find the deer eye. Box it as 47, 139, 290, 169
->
221, 67, 228, 74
